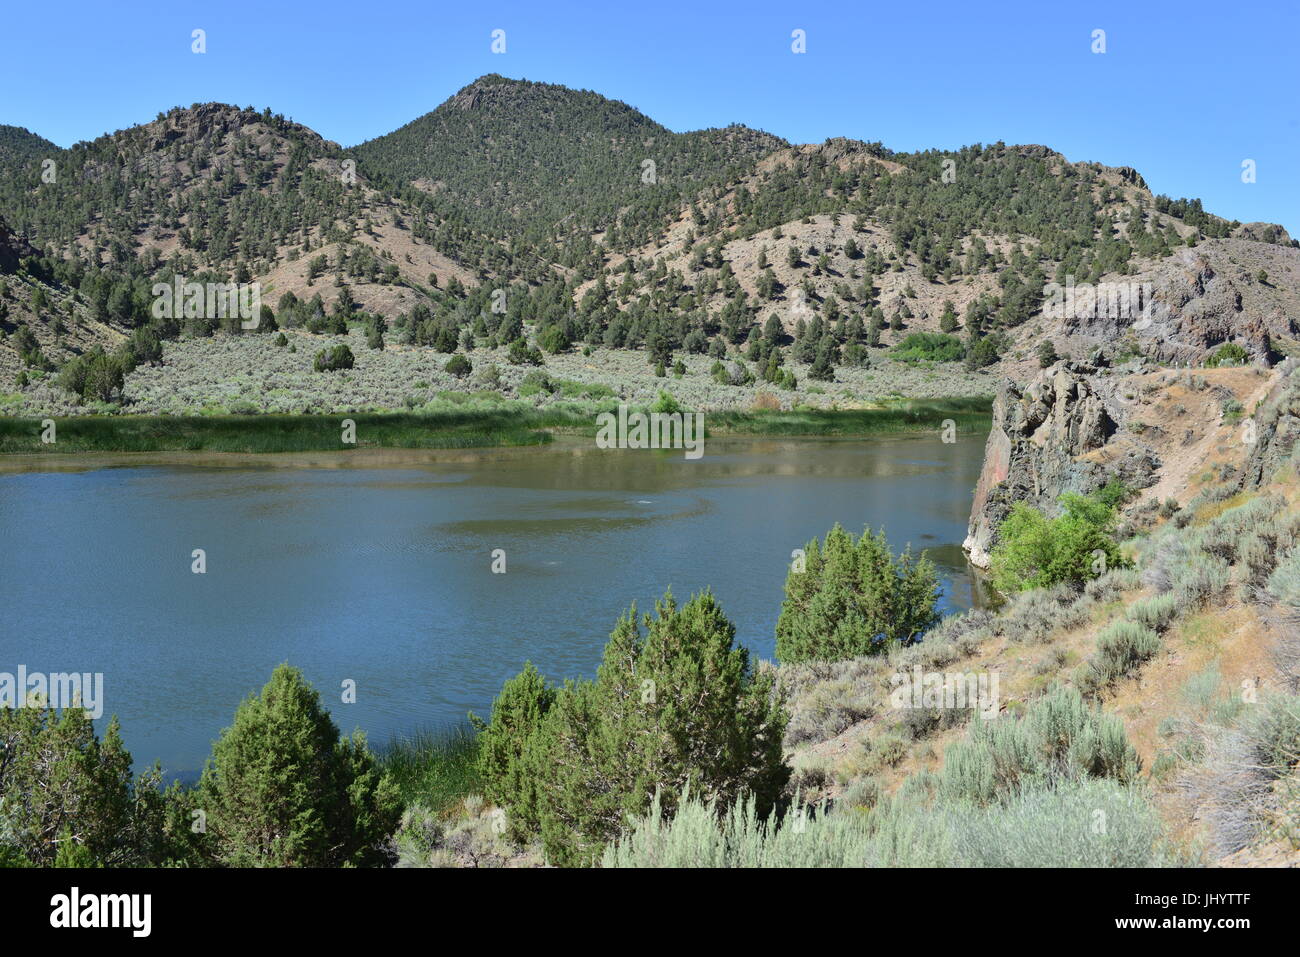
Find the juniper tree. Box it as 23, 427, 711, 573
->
0, 704, 184, 866
196, 664, 400, 867
775, 524, 940, 663
479, 591, 788, 866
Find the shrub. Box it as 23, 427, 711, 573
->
444, 353, 472, 378
469, 661, 554, 839
477, 591, 788, 866
776, 524, 940, 663
539, 325, 571, 354
602, 789, 873, 868
1181, 692, 1300, 856
939, 685, 1140, 806
783, 676, 875, 745
0, 704, 183, 866
126, 327, 164, 366
517, 370, 555, 397
891, 332, 964, 364
650, 390, 681, 414
83, 353, 126, 402
1172, 553, 1232, 609
312, 343, 354, 372
196, 664, 401, 867
1084, 620, 1161, 688
940, 778, 1174, 867
991, 493, 1127, 593
997, 583, 1082, 643
507, 338, 543, 365
1205, 343, 1250, 367
603, 775, 1171, 868
1127, 593, 1178, 632
58, 350, 126, 403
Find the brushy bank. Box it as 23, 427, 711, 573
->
0, 398, 991, 454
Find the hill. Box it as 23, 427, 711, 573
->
1, 74, 1297, 412
354, 74, 785, 258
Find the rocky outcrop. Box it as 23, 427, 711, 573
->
964, 360, 1159, 567
1237, 358, 1300, 491
1233, 222, 1293, 246
1062, 248, 1299, 366
0, 215, 37, 274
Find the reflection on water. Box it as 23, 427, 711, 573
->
0, 433, 990, 777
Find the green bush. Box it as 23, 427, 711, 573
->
57, 350, 126, 403
890, 332, 964, 364
444, 353, 472, 378
0, 704, 185, 866
507, 338, 543, 365
651, 390, 681, 414
539, 325, 571, 354
990, 493, 1127, 593
776, 524, 940, 663
517, 370, 555, 397
470, 661, 554, 840
312, 343, 354, 372
196, 664, 400, 867
1205, 343, 1250, 367
475, 590, 788, 866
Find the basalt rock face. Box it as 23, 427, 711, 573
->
1237, 358, 1300, 492
1234, 222, 1293, 246
964, 360, 1159, 568
1062, 248, 1300, 366
1139, 252, 1288, 364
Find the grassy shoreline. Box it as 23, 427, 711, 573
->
0, 397, 992, 454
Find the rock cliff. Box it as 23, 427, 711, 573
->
964, 360, 1158, 567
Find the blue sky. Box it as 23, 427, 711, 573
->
4, 0, 1297, 233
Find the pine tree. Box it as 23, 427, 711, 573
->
481, 592, 788, 866
196, 664, 400, 867
775, 525, 940, 663
939, 300, 959, 333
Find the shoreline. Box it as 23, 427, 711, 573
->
0, 427, 991, 474
0, 400, 993, 457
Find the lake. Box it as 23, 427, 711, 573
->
0, 432, 989, 777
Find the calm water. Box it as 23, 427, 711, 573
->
0, 433, 988, 777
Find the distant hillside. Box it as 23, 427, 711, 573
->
354, 75, 786, 255
1, 73, 1297, 404
0, 124, 58, 173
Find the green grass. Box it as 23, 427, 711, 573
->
704, 397, 992, 437
376, 724, 482, 816
0, 408, 586, 453
0, 397, 992, 454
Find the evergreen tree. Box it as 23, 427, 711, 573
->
479, 592, 788, 866
0, 704, 184, 866
775, 525, 940, 663
196, 665, 400, 867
